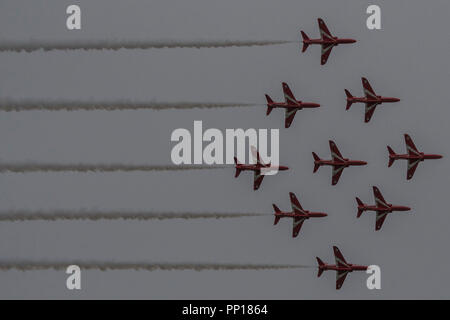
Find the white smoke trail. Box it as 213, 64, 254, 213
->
0, 163, 228, 173
0, 101, 258, 112
0, 40, 294, 52
0, 211, 266, 222
0, 262, 311, 271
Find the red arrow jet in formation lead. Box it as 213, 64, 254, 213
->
388, 134, 443, 180
265, 82, 320, 128
234, 146, 288, 190
301, 18, 356, 65
317, 246, 368, 290
356, 186, 411, 231
273, 192, 327, 237
345, 77, 401, 123
312, 140, 367, 185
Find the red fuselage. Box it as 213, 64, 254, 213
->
390, 152, 443, 161
235, 163, 289, 172
275, 210, 327, 220
315, 158, 367, 167
304, 37, 356, 45
268, 101, 320, 110
359, 204, 411, 213
319, 263, 368, 273
348, 96, 400, 105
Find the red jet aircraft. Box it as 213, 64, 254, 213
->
316, 246, 368, 290
356, 186, 411, 231
301, 18, 356, 65
265, 82, 320, 128
388, 134, 443, 180
234, 146, 288, 190
345, 77, 400, 123
273, 192, 327, 237
312, 140, 367, 185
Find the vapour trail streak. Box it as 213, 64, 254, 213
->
0, 164, 228, 173
0, 211, 266, 222
0, 102, 259, 112
0, 262, 312, 271
0, 40, 295, 52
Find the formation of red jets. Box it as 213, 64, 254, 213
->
232, 18, 443, 289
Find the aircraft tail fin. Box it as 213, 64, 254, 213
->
312, 152, 321, 173
344, 89, 354, 110
316, 257, 325, 277
273, 204, 281, 213
300, 31, 310, 52
265, 94, 274, 115
234, 157, 242, 177
387, 146, 396, 167
274, 216, 281, 225
356, 197, 365, 218
273, 204, 281, 225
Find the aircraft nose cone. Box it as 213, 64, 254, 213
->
350, 39, 357, 43
280, 166, 289, 171
394, 98, 401, 102
361, 161, 368, 165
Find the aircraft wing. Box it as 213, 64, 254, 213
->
364, 102, 378, 123
407, 159, 420, 180
292, 217, 305, 238
282, 82, 297, 105
289, 192, 305, 214
404, 134, 420, 156
336, 270, 349, 290
321, 44, 334, 65
285, 108, 298, 128
362, 77, 377, 99
251, 145, 265, 166
318, 18, 334, 40
373, 186, 389, 208
253, 170, 265, 190
375, 212, 388, 230
331, 165, 345, 185
333, 246, 350, 268
329, 141, 345, 162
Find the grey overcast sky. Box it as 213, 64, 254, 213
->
0, 0, 449, 299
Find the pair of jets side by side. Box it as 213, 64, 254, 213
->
273, 186, 411, 238
312, 135, 442, 185
265, 77, 400, 128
